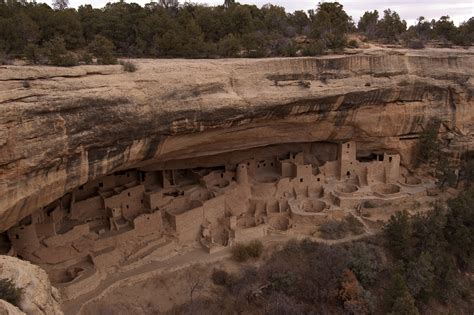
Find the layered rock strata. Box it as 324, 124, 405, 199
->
0, 48, 473, 231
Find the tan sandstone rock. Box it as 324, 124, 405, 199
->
0, 256, 63, 315
0, 299, 25, 315
0, 48, 473, 231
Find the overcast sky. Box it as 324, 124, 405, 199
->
65, 0, 473, 25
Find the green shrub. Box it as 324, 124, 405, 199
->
56, 52, 78, 67
24, 43, 41, 64
436, 155, 457, 188
349, 242, 381, 286
0, 278, 22, 307
231, 240, 263, 262
88, 35, 117, 65
43, 37, 78, 67
246, 240, 263, 257
218, 34, 241, 57
120, 61, 137, 72
302, 40, 326, 56
0, 50, 12, 65
383, 211, 412, 261
384, 273, 419, 314
347, 39, 359, 48
81, 52, 93, 65
231, 244, 250, 262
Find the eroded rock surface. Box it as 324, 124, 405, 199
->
0, 256, 63, 314
0, 299, 25, 315
0, 48, 473, 231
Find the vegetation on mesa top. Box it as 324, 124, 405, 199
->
0, 0, 473, 66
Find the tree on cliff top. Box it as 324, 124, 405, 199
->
358, 10, 379, 39
310, 2, 352, 50
223, 0, 235, 10
377, 9, 407, 43
52, 0, 68, 10
159, 0, 179, 11
0, 0, 470, 61
88, 35, 117, 65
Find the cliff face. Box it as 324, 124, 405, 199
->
0, 48, 473, 232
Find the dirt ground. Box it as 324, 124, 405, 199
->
78, 237, 292, 315
80, 258, 243, 315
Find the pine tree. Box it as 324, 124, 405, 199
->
385, 273, 419, 315
384, 211, 412, 261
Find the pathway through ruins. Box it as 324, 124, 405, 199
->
63, 231, 373, 315
63, 245, 230, 315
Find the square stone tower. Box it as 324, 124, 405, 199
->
338, 141, 357, 180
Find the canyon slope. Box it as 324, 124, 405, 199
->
0, 48, 473, 232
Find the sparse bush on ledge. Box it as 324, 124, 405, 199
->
0, 278, 23, 308
347, 39, 359, 48
120, 61, 137, 73
231, 240, 263, 262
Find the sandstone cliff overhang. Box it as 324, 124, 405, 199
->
0, 48, 473, 232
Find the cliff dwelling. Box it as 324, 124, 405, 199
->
3, 140, 435, 300
1, 40, 473, 314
